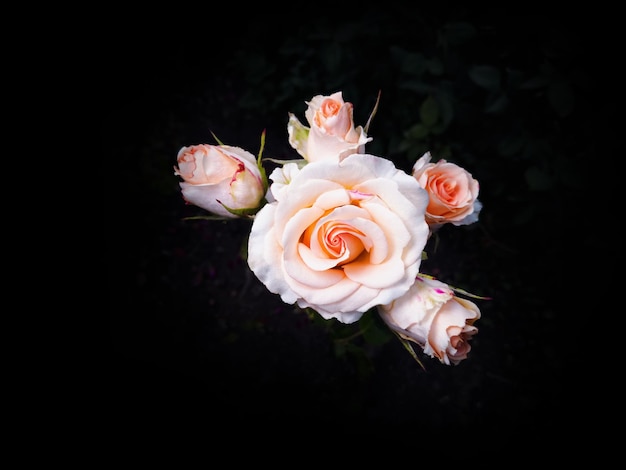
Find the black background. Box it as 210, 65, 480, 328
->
103, 8, 610, 442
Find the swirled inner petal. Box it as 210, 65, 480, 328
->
342, 217, 387, 264
282, 206, 349, 286
282, 206, 325, 249
298, 242, 342, 270
309, 205, 371, 254
283, 209, 345, 287
301, 223, 366, 268
323, 227, 364, 262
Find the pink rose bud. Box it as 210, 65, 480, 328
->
412, 152, 482, 231
288, 91, 372, 163
174, 144, 265, 218
378, 274, 481, 365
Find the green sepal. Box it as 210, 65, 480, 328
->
256, 129, 270, 194
210, 130, 226, 146
419, 273, 492, 300
287, 113, 310, 157
263, 157, 308, 169
217, 199, 265, 219
393, 332, 426, 370
364, 89, 382, 134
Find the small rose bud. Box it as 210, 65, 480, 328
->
174, 144, 265, 218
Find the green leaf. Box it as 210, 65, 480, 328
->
362, 316, 392, 346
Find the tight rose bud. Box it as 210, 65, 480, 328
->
378, 275, 481, 365
412, 152, 482, 231
288, 91, 372, 163
174, 144, 265, 218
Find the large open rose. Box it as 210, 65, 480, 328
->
378, 275, 481, 365
247, 153, 430, 324
412, 152, 482, 230
287, 91, 372, 163
174, 144, 265, 218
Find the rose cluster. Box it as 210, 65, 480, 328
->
174, 91, 486, 366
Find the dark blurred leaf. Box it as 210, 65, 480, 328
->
484, 91, 509, 114
420, 95, 440, 127
520, 74, 550, 90
405, 123, 430, 140
505, 68, 526, 90
399, 50, 429, 76
361, 311, 392, 346
497, 135, 526, 157
469, 65, 501, 91
399, 80, 436, 94
435, 88, 455, 128
547, 81, 575, 117
525, 165, 553, 191
426, 57, 444, 76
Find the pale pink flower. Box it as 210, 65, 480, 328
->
174, 144, 265, 218
247, 154, 429, 324
378, 274, 481, 365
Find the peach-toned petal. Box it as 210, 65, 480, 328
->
412, 154, 481, 228
247, 152, 430, 324
313, 188, 352, 211
343, 256, 406, 288
247, 203, 299, 305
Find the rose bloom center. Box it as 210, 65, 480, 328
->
302, 218, 368, 268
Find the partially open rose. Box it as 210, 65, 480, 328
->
412, 152, 482, 230
247, 153, 430, 324
288, 91, 372, 163
378, 275, 481, 365
174, 144, 265, 218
